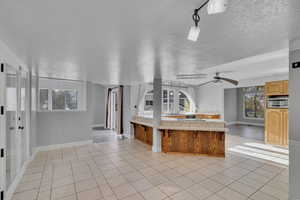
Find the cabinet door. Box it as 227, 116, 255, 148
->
265, 81, 284, 96
266, 109, 283, 145
283, 81, 289, 95
282, 110, 289, 147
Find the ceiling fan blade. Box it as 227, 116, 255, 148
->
218, 77, 239, 85
197, 80, 216, 87
176, 73, 207, 79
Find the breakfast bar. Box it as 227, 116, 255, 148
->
131, 116, 227, 157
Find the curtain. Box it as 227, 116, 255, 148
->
105, 86, 124, 134
116, 86, 124, 134
134, 84, 146, 115
105, 88, 112, 129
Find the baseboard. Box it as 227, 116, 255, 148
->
90, 123, 105, 128
5, 149, 38, 200
234, 121, 265, 127
35, 140, 93, 152
226, 121, 238, 126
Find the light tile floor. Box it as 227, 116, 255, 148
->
12, 135, 289, 200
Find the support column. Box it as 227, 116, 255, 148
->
289, 39, 300, 199
152, 77, 162, 152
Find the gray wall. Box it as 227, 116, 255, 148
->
91, 83, 106, 125
224, 88, 238, 123
36, 82, 106, 146
237, 88, 265, 125
36, 83, 132, 146
123, 86, 131, 135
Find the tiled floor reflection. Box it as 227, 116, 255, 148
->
12, 136, 288, 200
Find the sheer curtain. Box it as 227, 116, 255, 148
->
105, 86, 124, 134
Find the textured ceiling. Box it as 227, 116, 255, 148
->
0, 0, 288, 84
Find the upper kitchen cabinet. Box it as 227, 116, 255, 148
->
265, 80, 289, 96
283, 80, 289, 95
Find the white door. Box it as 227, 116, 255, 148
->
0, 63, 29, 192
4, 64, 18, 190
0, 62, 6, 195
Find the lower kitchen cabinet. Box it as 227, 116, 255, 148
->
265, 109, 288, 147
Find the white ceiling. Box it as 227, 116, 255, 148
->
0, 0, 288, 84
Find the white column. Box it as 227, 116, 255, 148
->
152, 78, 162, 152
289, 39, 300, 199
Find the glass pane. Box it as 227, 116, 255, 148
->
169, 90, 174, 113
52, 90, 65, 110
5, 68, 18, 189
20, 72, 27, 166
65, 90, 78, 110
244, 92, 265, 119
39, 89, 49, 110
179, 92, 190, 112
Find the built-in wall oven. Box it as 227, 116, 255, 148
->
267, 96, 289, 109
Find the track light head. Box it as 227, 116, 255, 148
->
207, 0, 228, 15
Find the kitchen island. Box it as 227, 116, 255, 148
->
131, 116, 227, 157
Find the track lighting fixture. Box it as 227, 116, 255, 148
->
187, 0, 227, 42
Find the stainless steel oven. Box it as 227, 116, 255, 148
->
267, 96, 289, 108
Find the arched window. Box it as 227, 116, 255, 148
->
179, 91, 191, 113
143, 89, 193, 114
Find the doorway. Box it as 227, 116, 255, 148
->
0, 63, 29, 193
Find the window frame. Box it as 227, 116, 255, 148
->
38, 88, 80, 112
142, 89, 193, 114
243, 88, 265, 120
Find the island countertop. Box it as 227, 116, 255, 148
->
131, 116, 228, 132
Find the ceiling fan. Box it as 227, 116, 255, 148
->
198, 72, 239, 86
176, 71, 239, 86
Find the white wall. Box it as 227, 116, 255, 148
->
289, 46, 300, 199
0, 40, 26, 69
196, 83, 226, 119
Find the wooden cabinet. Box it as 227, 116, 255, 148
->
265, 109, 288, 147
162, 130, 225, 156
132, 123, 153, 145
265, 80, 289, 96
282, 110, 289, 146
283, 80, 289, 95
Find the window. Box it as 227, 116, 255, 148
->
39, 89, 78, 111
143, 89, 192, 114
39, 89, 49, 110
144, 90, 153, 111
179, 91, 191, 113
52, 89, 78, 110
244, 86, 265, 119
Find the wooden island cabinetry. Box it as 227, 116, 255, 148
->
133, 124, 153, 145
131, 116, 226, 157
161, 130, 225, 156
